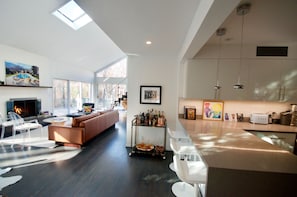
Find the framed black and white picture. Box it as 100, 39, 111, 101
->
140, 86, 162, 105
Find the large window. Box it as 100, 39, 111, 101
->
53, 79, 92, 116
53, 79, 68, 116
95, 58, 127, 109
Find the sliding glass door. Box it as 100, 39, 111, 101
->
53, 79, 92, 116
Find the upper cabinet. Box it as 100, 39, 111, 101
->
185, 59, 217, 99
185, 58, 249, 100
184, 58, 297, 102
247, 59, 297, 102
280, 60, 297, 102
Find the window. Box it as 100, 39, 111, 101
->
53, 79, 92, 116
96, 58, 127, 78
53, 79, 68, 116
82, 82, 92, 103
95, 58, 127, 109
52, 0, 92, 30
69, 81, 81, 113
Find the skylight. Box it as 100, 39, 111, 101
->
52, 0, 92, 30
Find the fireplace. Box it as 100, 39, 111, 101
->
7, 98, 41, 118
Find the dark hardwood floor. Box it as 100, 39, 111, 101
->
1, 111, 177, 197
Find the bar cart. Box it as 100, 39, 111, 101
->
129, 116, 167, 159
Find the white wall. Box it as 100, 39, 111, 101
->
0, 44, 52, 86
50, 59, 94, 83
126, 55, 178, 149
0, 44, 94, 119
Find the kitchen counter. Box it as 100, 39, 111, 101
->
179, 119, 297, 197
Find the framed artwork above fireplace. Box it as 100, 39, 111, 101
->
5, 61, 40, 87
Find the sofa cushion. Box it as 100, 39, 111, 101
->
72, 112, 101, 127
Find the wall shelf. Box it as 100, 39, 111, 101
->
0, 85, 52, 88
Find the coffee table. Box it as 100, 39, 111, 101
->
43, 117, 72, 126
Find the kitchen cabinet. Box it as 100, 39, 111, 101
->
248, 59, 297, 102
185, 59, 217, 99
218, 59, 249, 100
280, 60, 297, 102
185, 59, 249, 100
180, 119, 297, 196
248, 60, 283, 101
184, 58, 297, 102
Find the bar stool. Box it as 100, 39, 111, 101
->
167, 127, 191, 142
172, 155, 207, 197
182, 157, 207, 197
167, 128, 193, 171
170, 138, 201, 161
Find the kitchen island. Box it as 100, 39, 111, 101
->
179, 119, 297, 197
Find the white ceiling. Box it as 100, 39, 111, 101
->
76, 0, 200, 58
0, 0, 125, 72
201, 0, 297, 47
0, 0, 295, 72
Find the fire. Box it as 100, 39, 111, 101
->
14, 106, 22, 115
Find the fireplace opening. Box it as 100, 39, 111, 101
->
7, 98, 41, 118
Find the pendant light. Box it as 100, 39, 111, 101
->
233, 3, 251, 90
214, 27, 226, 99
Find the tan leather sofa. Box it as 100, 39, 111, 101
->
48, 110, 119, 148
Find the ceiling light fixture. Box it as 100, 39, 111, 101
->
233, 3, 251, 90
52, 0, 92, 30
214, 27, 226, 99
146, 41, 152, 45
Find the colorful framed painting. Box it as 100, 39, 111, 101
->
5, 61, 40, 86
202, 100, 224, 121
140, 86, 162, 104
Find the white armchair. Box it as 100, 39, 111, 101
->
8, 112, 42, 139
0, 113, 11, 139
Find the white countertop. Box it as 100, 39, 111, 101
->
179, 119, 297, 174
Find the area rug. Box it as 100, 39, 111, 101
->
0, 175, 22, 191
0, 127, 81, 169
0, 126, 56, 148
0, 168, 22, 191
0, 144, 81, 169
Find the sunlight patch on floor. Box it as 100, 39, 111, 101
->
0, 127, 81, 169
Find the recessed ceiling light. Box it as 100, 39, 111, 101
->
146, 41, 152, 45
52, 0, 92, 30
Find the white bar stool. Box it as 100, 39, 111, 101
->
172, 155, 207, 197
167, 127, 191, 142
170, 138, 201, 161
168, 128, 193, 171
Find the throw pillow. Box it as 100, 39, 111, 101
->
83, 106, 92, 113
